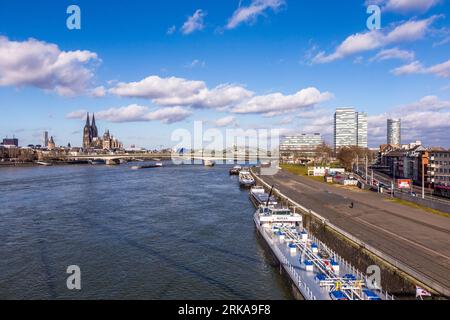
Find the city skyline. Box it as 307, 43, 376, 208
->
1, 1, 450, 149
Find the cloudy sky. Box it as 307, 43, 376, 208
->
0, 0, 449, 148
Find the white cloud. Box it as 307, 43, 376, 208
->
371, 47, 415, 62
398, 95, 450, 111
185, 59, 206, 68
312, 16, 438, 64
145, 106, 193, 124
391, 60, 425, 75
167, 25, 177, 35
278, 117, 293, 125
109, 75, 253, 110
289, 95, 450, 147
368, 0, 441, 14
392, 59, 450, 77
95, 105, 150, 123
368, 96, 450, 146
427, 59, 450, 77
66, 109, 88, 119
181, 9, 206, 35
0, 36, 99, 96
301, 114, 334, 136
226, 0, 284, 30
109, 76, 205, 100
91, 86, 107, 97
231, 87, 332, 116
109, 75, 333, 125
67, 105, 192, 124
386, 17, 438, 42
214, 116, 236, 127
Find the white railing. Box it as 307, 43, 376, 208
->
268, 231, 317, 300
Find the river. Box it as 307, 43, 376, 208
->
0, 162, 292, 299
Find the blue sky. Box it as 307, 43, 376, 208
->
1, 0, 450, 148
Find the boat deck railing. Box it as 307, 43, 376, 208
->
270, 237, 317, 300
278, 226, 394, 300
308, 233, 395, 300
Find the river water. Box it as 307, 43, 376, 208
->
0, 162, 292, 299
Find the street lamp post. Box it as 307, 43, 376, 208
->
356, 155, 359, 174
365, 155, 368, 184
392, 159, 396, 198
371, 169, 374, 188
422, 160, 425, 200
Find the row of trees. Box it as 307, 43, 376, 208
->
336, 146, 376, 171
282, 142, 377, 171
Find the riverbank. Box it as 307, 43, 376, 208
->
251, 167, 450, 298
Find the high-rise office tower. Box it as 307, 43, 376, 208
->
42, 131, 49, 148
387, 119, 401, 146
334, 108, 368, 149
357, 112, 368, 148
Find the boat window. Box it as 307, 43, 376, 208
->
269, 209, 291, 216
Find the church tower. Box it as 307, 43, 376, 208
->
91, 113, 98, 139
83, 112, 92, 149
48, 136, 56, 150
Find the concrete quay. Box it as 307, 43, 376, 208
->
253, 168, 450, 297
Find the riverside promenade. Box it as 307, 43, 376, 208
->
255, 169, 450, 297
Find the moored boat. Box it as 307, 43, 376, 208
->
88, 159, 105, 165
106, 159, 120, 166
253, 204, 388, 300
131, 162, 164, 170
239, 170, 255, 187
229, 165, 242, 175
204, 160, 215, 167
260, 161, 271, 168
249, 186, 278, 207
36, 161, 53, 166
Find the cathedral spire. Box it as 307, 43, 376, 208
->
83, 112, 92, 149
91, 113, 98, 138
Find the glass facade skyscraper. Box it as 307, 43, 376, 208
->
357, 112, 368, 148
387, 119, 401, 146
334, 108, 368, 149
42, 131, 48, 148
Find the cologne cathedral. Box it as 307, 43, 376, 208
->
82, 113, 122, 150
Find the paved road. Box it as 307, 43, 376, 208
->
258, 169, 450, 296
356, 166, 450, 205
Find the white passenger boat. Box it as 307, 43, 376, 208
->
239, 170, 255, 187
254, 205, 387, 300
131, 162, 163, 170
36, 161, 53, 166
89, 159, 105, 165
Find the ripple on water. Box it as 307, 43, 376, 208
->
0, 164, 293, 300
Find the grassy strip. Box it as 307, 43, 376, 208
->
387, 198, 450, 219
280, 164, 325, 182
